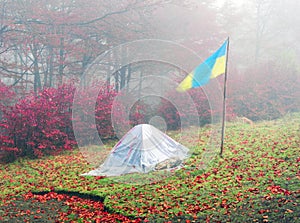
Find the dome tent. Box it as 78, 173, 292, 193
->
82, 124, 190, 177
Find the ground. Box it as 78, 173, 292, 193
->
0, 113, 299, 222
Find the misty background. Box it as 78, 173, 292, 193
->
0, 0, 299, 121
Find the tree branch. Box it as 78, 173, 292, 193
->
14, 3, 134, 27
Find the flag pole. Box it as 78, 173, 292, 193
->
220, 37, 230, 157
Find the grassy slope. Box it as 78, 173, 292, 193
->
0, 113, 299, 222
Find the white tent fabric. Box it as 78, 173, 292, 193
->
82, 124, 190, 176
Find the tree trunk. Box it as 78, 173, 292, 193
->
32, 44, 41, 94
58, 37, 64, 86
115, 70, 119, 92
138, 70, 143, 98
120, 65, 126, 90
47, 45, 54, 87
126, 64, 131, 92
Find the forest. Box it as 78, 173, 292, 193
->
1, 0, 299, 158
0, 0, 299, 222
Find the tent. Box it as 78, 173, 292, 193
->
82, 124, 190, 176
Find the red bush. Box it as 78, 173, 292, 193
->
0, 81, 16, 113
73, 84, 127, 143
228, 61, 300, 120
129, 99, 149, 126
95, 85, 127, 138
0, 81, 18, 161
1, 84, 76, 158
0, 82, 129, 160
157, 89, 211, 130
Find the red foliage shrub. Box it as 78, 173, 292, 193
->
73, 84, 127, 144
158, 59, 300, 125
157, 98, 181, 130
0, 81, 16, 113
95, 85, 128, 139
0, 81, 17, 161
1, 84, 76, 158
129, 99, 150, 126
0, 82, 128, 160
157, 89, 211, 130
158, 59, 300, 126
228, 61, 300, 121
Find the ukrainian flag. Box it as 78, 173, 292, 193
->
177, 39, 228, 92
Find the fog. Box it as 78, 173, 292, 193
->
0, 0, 299, 121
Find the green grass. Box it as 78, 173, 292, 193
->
0, 113, 299, 222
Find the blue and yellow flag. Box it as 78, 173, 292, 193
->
177, 39, 228, 92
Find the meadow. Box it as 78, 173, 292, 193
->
0, 113, 299, 222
